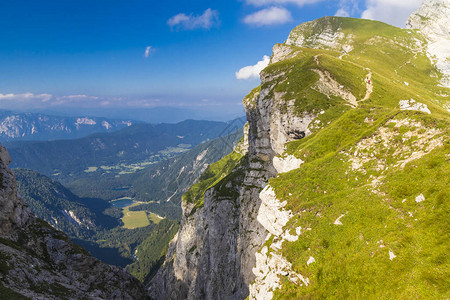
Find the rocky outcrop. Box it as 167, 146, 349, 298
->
399, 99, 431, 114
0, 145, 32, 235
150, 120, 272, 299
150, 32, 318, 299
285, 16, 355, 53
0, 143, 149, 299
407, 0, 450, 87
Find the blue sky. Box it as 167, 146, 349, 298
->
0, 0, 423, 120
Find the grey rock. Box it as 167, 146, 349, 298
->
0, 142, 149, 299
149, 44, 316, 299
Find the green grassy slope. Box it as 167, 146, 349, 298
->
126, 219, 179, 284
267, 17, 449, 298
184, 17, 449, 298
272, 112, 448, 298
183, 150, 246, 214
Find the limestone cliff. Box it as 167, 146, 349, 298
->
0, 144, 149, 299
407, 0, 450, 88
150, 2, 449, 299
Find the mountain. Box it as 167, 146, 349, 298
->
13, 127, 243, 273
150, 3, 450, 299
14, 168, 119, 239
0, 110, 137, 142
29, 106, 246, 124
66, 127, 244, 219
0, 144, 149, 299
6, 118, 244, 182
95, 106, 245, 124
13, 168, 161, 268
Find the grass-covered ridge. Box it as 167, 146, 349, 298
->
183, 149, 245, 213
258, 17, 449, 298
263, 17, 448, 119
173, 16, 449, 298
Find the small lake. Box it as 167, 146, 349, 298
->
112, 186, 131, 191
111, 198, 135, 208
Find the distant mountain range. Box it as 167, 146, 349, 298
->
67, 127, 244, 219
6, 118, 245, 181
25, 106, 246, 124
13, 126, 243, 274
0, 109, 137, 142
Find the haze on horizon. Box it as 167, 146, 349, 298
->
0, 0, 422, 122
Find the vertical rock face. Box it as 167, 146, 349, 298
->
150, 117, 273, 299
407, 0, 450, 87
0, 143, 149, 299
150, 41, 317, 299
0, 145, 32, 235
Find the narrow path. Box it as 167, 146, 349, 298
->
394, 45, 426, 75
314, 54, 320, 65
361, 71, 373, 102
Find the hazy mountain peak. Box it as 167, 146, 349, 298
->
0, 110, 137, 142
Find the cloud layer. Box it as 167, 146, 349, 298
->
0, 93, 140, 109
235, 55, 270, 80
361, 0, 422, 27
0, 93, 52, 102
167, 8, 220, 30
243, 7, 293, 26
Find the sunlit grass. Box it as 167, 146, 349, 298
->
121, 204, 150, 229
187, 16, 450, 298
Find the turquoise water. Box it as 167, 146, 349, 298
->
111, 198, 135, 208
112, 187, 131, 191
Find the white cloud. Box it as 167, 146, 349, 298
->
0, 93, 113, 110
243, 7, 293, 26
167, 8, 220, 30
361, 0, 422, 27
335, 0, 360, 17
144, 46, 153, 58
57, 94, 99, 100
245, 0, 324, 6
335, 8, 350, 17
0, 93, 52, 102
235, 55, 270, 80
0, 92, 166, 110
